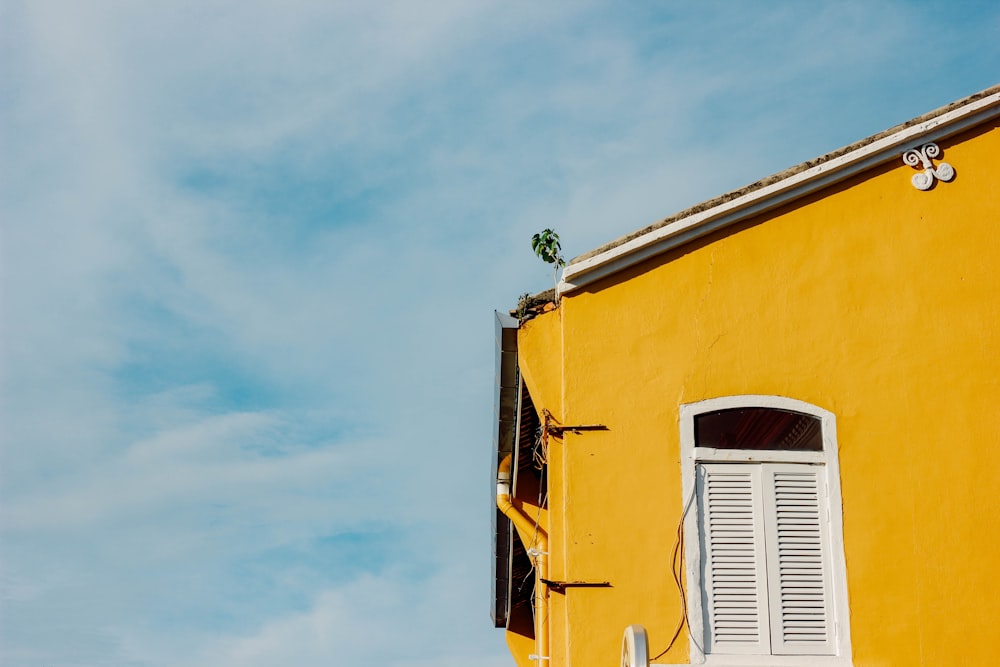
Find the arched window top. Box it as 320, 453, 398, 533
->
680, 395, 837, 461
695, 407, 823, 451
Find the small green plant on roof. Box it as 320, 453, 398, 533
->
531, 228, 565, 299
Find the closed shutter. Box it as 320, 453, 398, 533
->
697, 464, 771, 654
762, 463, 837, 655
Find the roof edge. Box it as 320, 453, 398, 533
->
560, 85, 1000, 294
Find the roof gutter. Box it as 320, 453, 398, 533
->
560, 89, 1000, 294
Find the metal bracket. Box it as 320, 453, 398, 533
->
540, 578, 611, 592
541, 408, 608, 438
546, 424, 608, 436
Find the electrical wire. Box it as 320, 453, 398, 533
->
521, 413, 549, 627
533, 425, 548, 468
651, 486, 703, 661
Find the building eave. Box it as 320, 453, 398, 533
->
560, 85, 1000, 294
491, 310, 519, 627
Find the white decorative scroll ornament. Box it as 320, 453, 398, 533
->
903, 142, 955, 190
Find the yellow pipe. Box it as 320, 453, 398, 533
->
497, 454, 550, 667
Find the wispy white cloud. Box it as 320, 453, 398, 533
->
2, 0, 998, 665
110, 567, 513, 667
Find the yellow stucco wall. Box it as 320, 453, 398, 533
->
511, 119, 1000, 667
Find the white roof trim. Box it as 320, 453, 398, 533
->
560, 91, 1000, 294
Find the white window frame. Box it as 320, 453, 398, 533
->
679, 396, 853, 667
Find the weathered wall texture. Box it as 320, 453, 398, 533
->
511, 119, 1000, 666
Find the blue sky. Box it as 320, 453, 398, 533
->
1, 2, 997, 665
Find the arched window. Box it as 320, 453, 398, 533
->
695, 407, 823, 451
679, 396, 852, 666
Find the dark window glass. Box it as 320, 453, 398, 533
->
695, 407, 823, 451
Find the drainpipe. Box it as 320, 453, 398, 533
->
497, 454, 550, 667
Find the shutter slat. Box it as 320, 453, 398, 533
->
698, 464, 771, 654
763, 465, 837, 656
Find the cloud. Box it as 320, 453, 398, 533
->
1, 1, 998, 665
4, 410, 369, 531
138, 568, 510, 667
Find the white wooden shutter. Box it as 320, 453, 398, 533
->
697, 464, 771, 654
761, 463, 837, 655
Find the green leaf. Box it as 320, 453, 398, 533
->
530, 228, 565, 268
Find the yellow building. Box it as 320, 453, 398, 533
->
491, 84, 1000, 667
